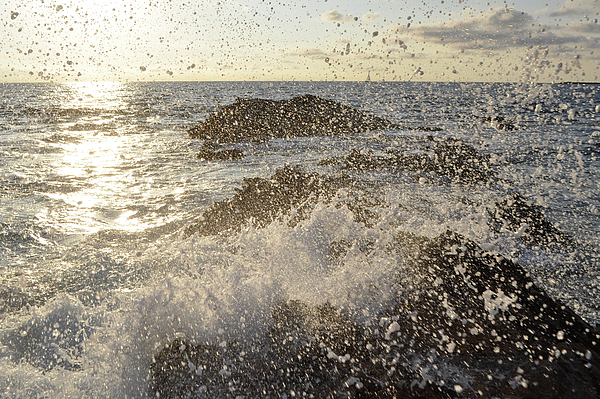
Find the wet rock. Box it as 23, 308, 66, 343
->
151, 231, 599, 398
489, 193, 574, 248
188, 95, 439, 143
387, 230, 599, 398
150, 339, 238, 399
482, 115, 516, 131
0, 286, 37, 314
196, 140, 245, 161
185, 165, 336, 237
321, 138, 495, 183
150, 302, 438, 399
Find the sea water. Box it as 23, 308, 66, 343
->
1, 81, 599, 397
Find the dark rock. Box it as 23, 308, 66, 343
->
386, 230, 599, 398
185, 165, 336, 237
321, 139, 495, 183
196, 140, 245, 161
0, 286, 37, 314
482, 115, 516, 131
489, 193, 574, 248
151, 231, 600, 398
188, 95, 439, 143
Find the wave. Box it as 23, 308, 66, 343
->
21, 106, 125, 120
0, 221, 55, 250
40, 132, 82, 144
0, 174, 88, 198
2, 187, 595, 397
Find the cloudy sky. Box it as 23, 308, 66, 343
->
1, 0, 598, 82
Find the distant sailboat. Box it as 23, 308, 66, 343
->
366, 71, 371, 82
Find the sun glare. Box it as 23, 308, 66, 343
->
39, 81, 161, 234
62, 82, 126, 110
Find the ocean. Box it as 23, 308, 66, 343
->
1, 81, 599, 397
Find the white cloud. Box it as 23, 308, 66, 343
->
321, 9, 355, 23
362, 12, 380, 22
282, 47, 329, 59
564, 20, 600, 33
321, 9, 344, 22
387, 7, 598, 51
550, 0, 600, 17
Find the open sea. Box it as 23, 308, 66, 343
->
1, 81, 599, 397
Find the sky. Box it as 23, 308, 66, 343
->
1, 0, 599, 82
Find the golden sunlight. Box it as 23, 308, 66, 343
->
42, 81, 153, 234
61, 82, 126, 111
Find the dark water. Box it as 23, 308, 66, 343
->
0, 81, 599, 397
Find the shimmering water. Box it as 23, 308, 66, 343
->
1, 81, 599, 397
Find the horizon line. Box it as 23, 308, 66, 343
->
2, 79, 598, 85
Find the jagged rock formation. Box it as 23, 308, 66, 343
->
482, 115, 516, 130
187, 95, 440, 143
489, 193, 574, 248
150, 231, 600, 398
320, 138, 495, 183
196, 140, 245, 161
184, 165, 336, 237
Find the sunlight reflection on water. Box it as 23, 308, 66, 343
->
60, 81, 127, 111
35, 82, 186, 234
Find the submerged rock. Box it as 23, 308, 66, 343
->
185, 165, 336, 237
489, 193, 574, 248
188, 95, 439, 143
482, 115, 516, 131
151, 231, 599, 398
0, 286, 37, 314
196, 140, 245, 161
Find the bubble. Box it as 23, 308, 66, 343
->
139, 66, 147, 72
